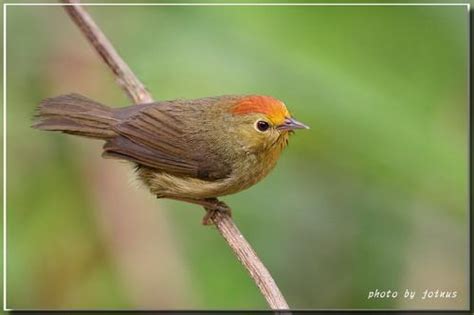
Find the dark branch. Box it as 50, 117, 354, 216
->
60, 0, 289, 309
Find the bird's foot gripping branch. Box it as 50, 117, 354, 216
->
162, 196, 232, 225
202, 199, 233, 225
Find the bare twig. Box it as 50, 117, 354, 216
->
61, 0, 289, 310
62, 0, 152, 104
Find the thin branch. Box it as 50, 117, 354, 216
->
212, 212, 289, 309
61, 0, 289, 310
62, 0, 152, 104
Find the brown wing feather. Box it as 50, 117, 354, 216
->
103, 101, 232, 180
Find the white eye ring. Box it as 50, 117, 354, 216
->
255, 120, 271, 132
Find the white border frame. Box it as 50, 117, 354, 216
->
2, 2, 471, 312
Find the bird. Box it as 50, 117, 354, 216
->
33, 93, 309, 224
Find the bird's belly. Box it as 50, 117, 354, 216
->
137, 151, 280, 199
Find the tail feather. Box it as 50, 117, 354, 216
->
33, 93, 117, 139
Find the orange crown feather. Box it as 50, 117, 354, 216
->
231, 96, 290, 126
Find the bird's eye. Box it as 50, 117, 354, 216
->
256, 120, 270, 132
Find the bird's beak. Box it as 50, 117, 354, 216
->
277, 117, 310, 131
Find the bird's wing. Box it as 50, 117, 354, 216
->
102, 103, 232, 180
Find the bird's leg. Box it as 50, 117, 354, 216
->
201, 198, 232, 226
161, 196, 232, 225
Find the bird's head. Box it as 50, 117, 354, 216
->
230, 95, 309, 151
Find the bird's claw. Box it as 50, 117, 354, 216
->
202, 201, 232, 225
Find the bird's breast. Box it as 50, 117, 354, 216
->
225, 135, 289, 194
139, 133, 289, 199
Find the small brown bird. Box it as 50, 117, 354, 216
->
33, 94, 308, 223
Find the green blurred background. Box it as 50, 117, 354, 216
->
3, 1, 469, 310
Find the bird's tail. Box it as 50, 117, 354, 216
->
33, 93, 118, 139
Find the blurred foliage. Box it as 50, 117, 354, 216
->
3, 2, 469, 310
